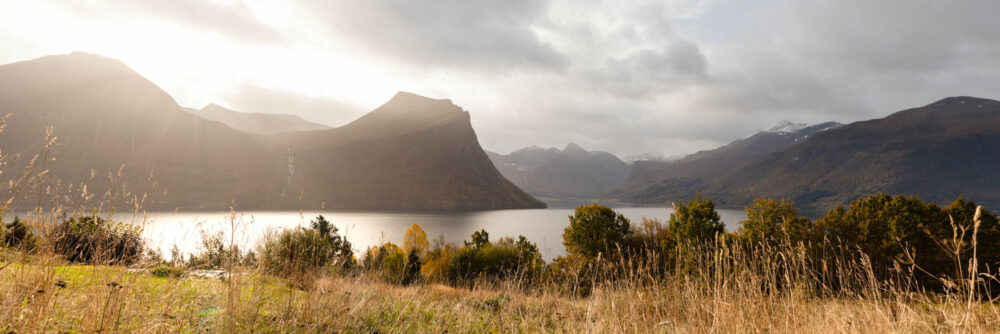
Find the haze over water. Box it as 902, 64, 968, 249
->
136, 207, 747, 261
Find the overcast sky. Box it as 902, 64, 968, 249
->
1, 0, 998, 158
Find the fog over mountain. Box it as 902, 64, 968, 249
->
0, 53, 543, 211
186, 103, 331, 134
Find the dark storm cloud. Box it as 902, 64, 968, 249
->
303, 0, 565, 70
227, 85, 367, 126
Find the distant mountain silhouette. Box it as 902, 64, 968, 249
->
704, 97, 1000, 215
487, 143, 630, 198
614, 97, 1000, 215
0, 52, 543, 211
187, 103, 330, 134
609, 121, 841, 205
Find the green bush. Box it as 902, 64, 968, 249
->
667, 195, 724, 246
362, 242, 407, 282
563, 204, 631, 258
186, 230, 248, 269
448, 233, 543, 284
259, 215, 354, 277
150, 264, 186, 278
53, 216, 144, 265
1, 217, 37, 252
736, 198, 814, 245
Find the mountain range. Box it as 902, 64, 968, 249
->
612, 97, 1000, 215
0, 52, 544, 211
487, 143, 630, 198
184, 103, 330, 134
610, 121, 842, 204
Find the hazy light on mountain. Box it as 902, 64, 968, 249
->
2, 0, 998, 157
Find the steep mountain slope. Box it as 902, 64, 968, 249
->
188, 103, 330, 134
487, 143, 630, 198
275, 92, 545, 210
610, 121, 841, 203
0, 52, 543, 211
705, 97, 1000, 214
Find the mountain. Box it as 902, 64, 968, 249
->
623, 152, 685, 164
187, 103, 330, 134
0, 52, 543, 211
704, 97, 1000, 215
609, 121, 842, 204
487, 143, 630, 198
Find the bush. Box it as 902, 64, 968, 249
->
421, 236, 458, 283
563, 204, 631, 258
448, 234, 543, 284
259, 215, 354, 277
736, 198, 814, 245
362, 242, 407, 282
150, 264, 186, 278
667, 195, 724, 246
1, 217, 37, 252
187, 230, 247, 269
53, 216, 144, 265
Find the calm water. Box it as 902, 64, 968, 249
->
132, 207, 747, 261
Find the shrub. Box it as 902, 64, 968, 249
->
449, 234, 543, 284
53, 216, 144, 265
736, 198, 814, 245
421, 236, 458, 283
667, 195, 725, 246
362, 242, 407, 282
1, 216, 37, 252
259, 215, 354, 277
187, 230, 246, 269
563, 204, 631, 258
150, 264, 186, 278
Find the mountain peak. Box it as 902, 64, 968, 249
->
387, 91, 454, 106
563, 142, 586, 152
762, 120, 809, 133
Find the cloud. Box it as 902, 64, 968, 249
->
87, 0, 287, 45
3, 0, 999, 158
303, 0, 564, 70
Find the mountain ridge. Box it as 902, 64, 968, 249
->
0, 52, 544, 211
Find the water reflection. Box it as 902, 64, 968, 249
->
134, 207, 747, 261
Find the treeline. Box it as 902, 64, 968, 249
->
248, 193, 999, 296
2, 193, 996, 297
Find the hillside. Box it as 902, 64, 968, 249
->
610, 121, 841, 203
0, 52, 543, 211
705, 96, 1000, 214
188, 103, 330, 134
487, 143, 630, 198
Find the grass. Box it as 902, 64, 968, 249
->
5, 250, 1000, 333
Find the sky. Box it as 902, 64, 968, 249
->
1, 0, 998, 159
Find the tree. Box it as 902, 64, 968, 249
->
667, 195, 724, 245
403, 223, 429, 257
1, 217, 36, 251
563, 204, 631, 258
737, 198, 814, 245
259, 215, 354, 276
467, 229, 490, 248
815, 194, 946, 278
403, 248, 422, 285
